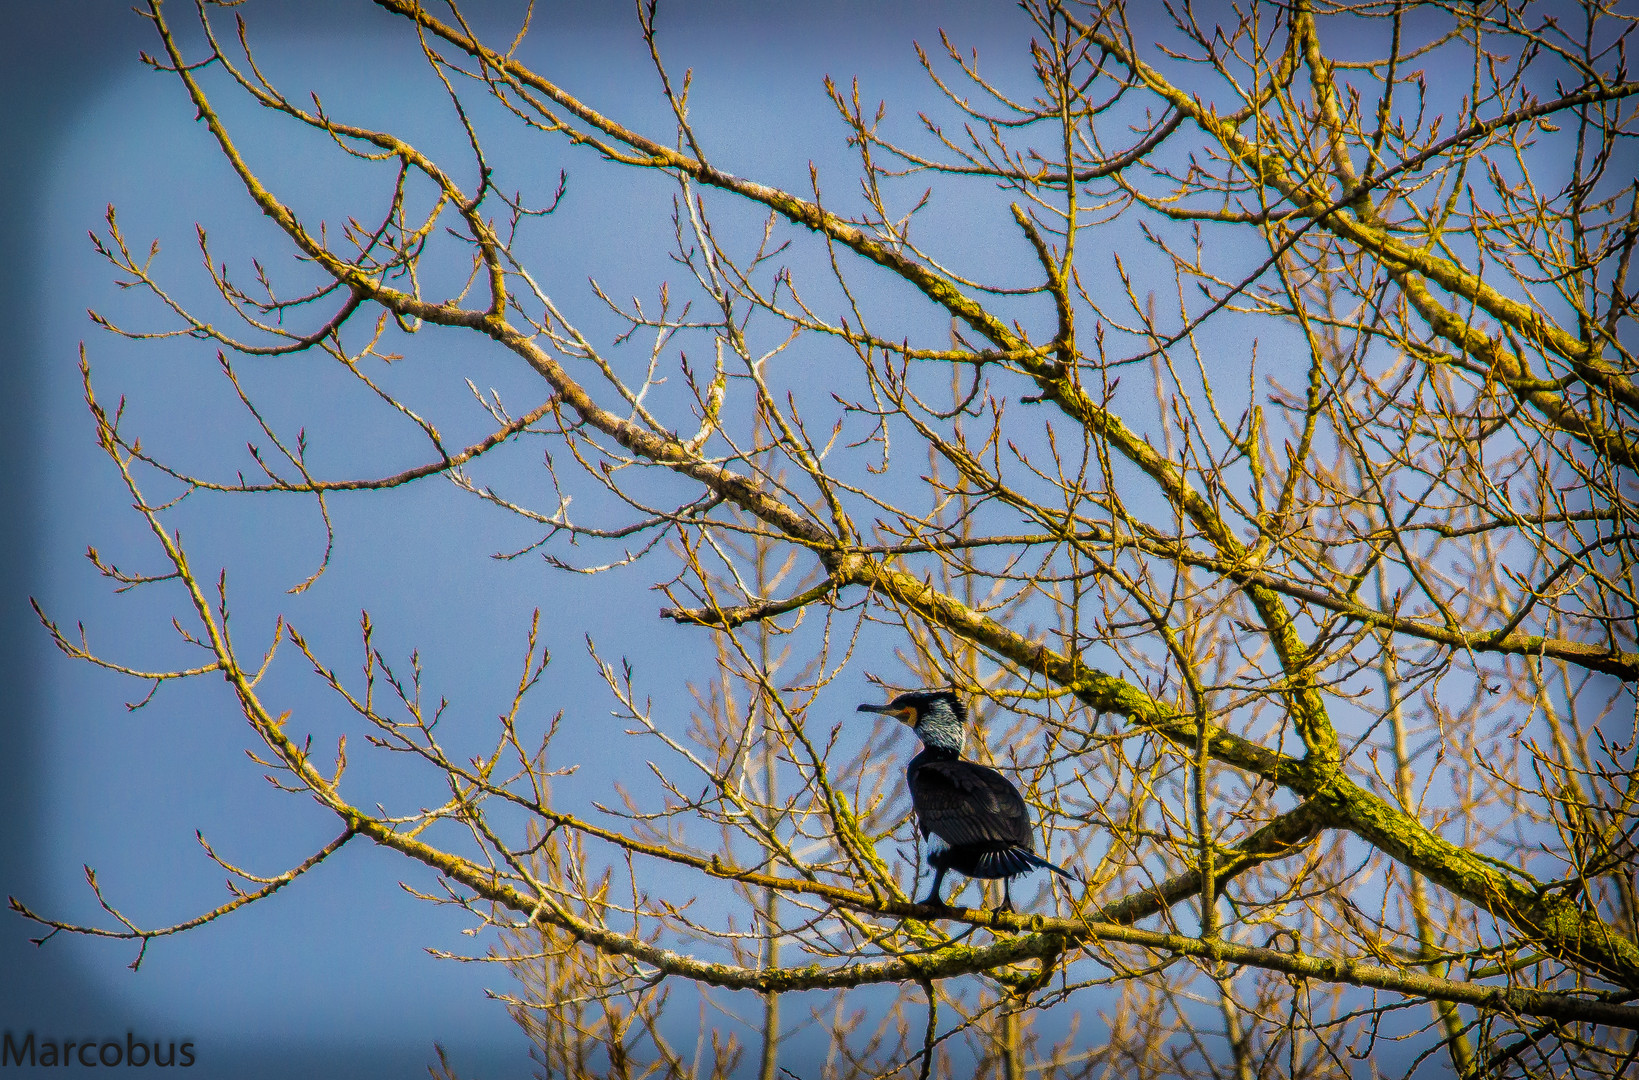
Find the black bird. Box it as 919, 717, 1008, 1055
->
858, 689, 1073, 910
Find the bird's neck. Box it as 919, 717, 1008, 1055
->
910, 744, 961, 766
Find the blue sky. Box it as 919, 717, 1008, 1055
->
1, 3, 1039, 1077
5, 2, 1607, 1077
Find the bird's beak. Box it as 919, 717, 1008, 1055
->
857, 702, 911, 724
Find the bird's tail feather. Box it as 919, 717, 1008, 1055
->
973, 848, 1077, 881
1024, 850, 1077, 881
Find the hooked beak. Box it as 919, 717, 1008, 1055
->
857, 702, 912, 724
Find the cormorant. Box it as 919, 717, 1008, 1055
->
858, 689, 1073, 910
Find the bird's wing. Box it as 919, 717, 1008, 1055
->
909, 758, 1033, 850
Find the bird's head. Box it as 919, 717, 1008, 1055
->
857, 689, 967, 753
